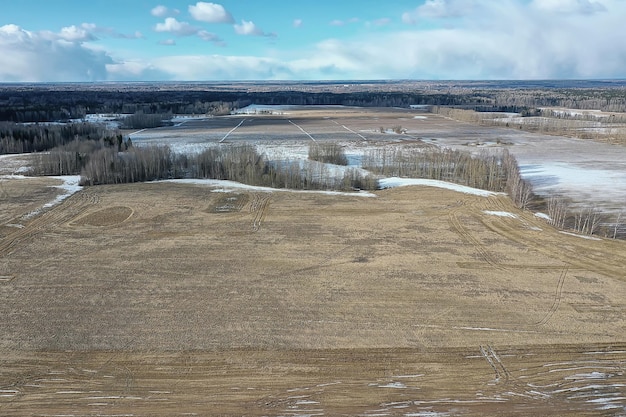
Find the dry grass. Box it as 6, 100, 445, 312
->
0, 178, 625, 415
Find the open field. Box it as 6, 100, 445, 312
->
126, 106, 626, 214
1, 175, 625, 415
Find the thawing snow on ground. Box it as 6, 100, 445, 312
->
559, 231, 603, 241
520, 163, 626, 211
483, 211, 518, 218
378, 177, 497, 197
160, 179, 377, 197
535, 212, 552, 221
161, 177, 504, 199
24, 176, 82, 219
0, 154, 31, 174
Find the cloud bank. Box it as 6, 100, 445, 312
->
0, 24, 113, 82
1, 0, 625, 81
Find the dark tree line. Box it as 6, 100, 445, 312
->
3, 81, 626, 123
0, 122, 120, 154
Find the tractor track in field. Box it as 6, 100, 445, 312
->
476, 197, 626, 279
536, 268, 569, 327
249, 193, 271, 232
0, 190, 97, 258
480, 345, 511, 383
448, 201, 505, 271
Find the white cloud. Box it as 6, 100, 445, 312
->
154, 17, 199, 36
57, 25, 96, 42
151, 55, 292, 80
531, 0, 606, 14
81, 23, 143, 39
158, 39, 176, 46
293, 19, 303, 28
189, 2, 234, 23
234, 20, 274, 37
2, 0, 626, 82
0, 24, 113, 82
151, 5, 180, 18
198, 30, 225, 45
154, 18, 223, 44
402, 0, 482, 23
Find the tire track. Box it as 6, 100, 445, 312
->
448, 203, 504, 271
479, 206, 625, 279
480, 345, 510, 383
0, 190, 96, 257
536, 268, 568, 326
473, 194, 626, 279
249, 193, 271, 232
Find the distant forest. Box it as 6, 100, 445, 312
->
1, 80, 625, 122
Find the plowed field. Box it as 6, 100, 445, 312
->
1, 179, 625, 415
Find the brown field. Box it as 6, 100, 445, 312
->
1, 175, 625, 416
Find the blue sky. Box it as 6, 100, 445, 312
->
1, 0, 624, 81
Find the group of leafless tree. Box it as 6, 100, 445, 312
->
547, 196, 625, 239
431, 106, 626, 145
28, 141, 377, 191
361, 147, 530, 197
308, 142, 349, 165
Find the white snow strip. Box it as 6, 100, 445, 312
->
160, 179, 377, 197
378, 177, 497, 197
535, 212, 551, 221
220, 118, 247, 143
377, 382, 407, 389
128, 128, 146, 136
559, 231, 602, 241
484, 210, 518, 218
23, 176, 82, 219
340, 124, 368, 141
0, 174, 28, 180
288, 119, 317, 142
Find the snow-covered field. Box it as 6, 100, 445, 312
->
124, 105, 626, 215
4, 105, 625, 216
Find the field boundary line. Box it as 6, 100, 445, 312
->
220, 118, 247, 143
340, 124, 368, 141
288, 119, 316, 142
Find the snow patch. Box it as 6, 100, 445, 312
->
160, 179, 377, 197
376, 382, 407, 389
535, 212, 551, 221
559, 231, 602, 241
483, 210, 518, 218
379, 177, 497, 197
24, 176, 82, 219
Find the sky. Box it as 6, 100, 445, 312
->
1, 0, 624, 82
